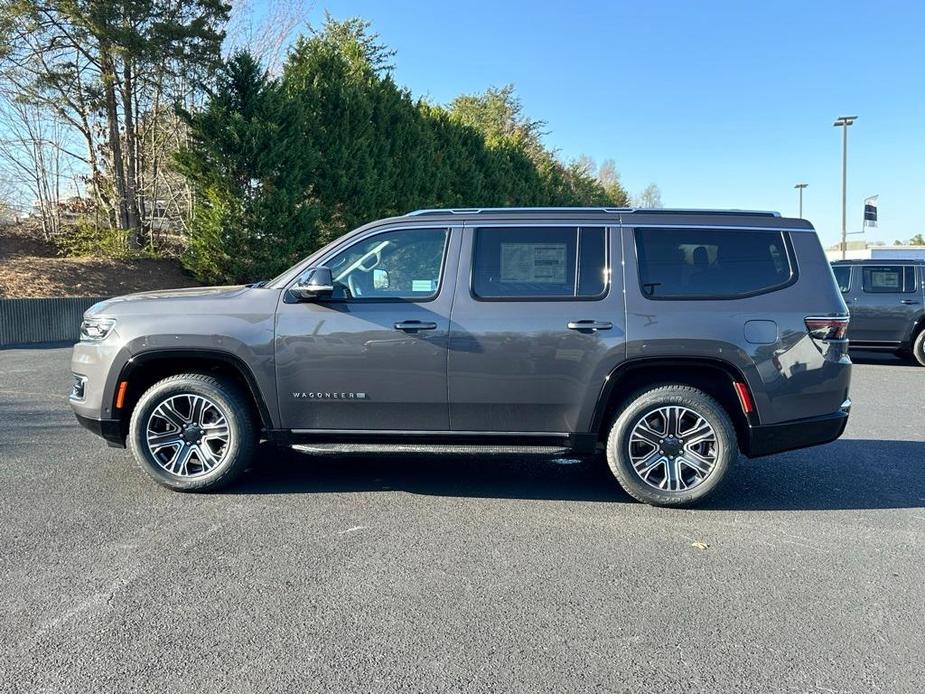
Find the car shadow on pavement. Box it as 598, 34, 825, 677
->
228, 438, 925, 511
849, 350, 916, 366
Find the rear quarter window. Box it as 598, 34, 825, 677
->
832, 266, 851, 293
635, 227, 795, 300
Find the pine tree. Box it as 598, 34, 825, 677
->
176, 52, 320, 283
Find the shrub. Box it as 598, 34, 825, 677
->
55, 219, 156, 259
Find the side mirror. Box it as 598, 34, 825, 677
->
372, 268, 390, 290
291, 266, 334, 301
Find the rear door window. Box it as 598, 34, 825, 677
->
832, 266, 851, 293
635, 228, 795, 299
861, 266, 916, 294
472, 226, 607, 299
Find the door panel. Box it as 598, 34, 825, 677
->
275, 227, 459, 430
447, 225, 625, 433
848, 265, 919, 343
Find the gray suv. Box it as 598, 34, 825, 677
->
831, 259, 925, 365
69, 208, 852, 506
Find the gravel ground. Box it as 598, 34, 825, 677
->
0, 346, 923, 693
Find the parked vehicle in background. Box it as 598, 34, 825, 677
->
831, 259, 925, 365
69, 208, 852, 506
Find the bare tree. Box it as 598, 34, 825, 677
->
226, 0, 313, 74
0, 1, 230, 248
0, 87, 81, 239
632, 183, 663, 209
597, 159, 627, 204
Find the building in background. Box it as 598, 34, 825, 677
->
825, 241, 925, 261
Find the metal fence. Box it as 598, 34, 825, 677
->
0, 297, 107, 347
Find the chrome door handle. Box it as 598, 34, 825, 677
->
567, 320, 613, 332
900, 299, 920, 305
394, 320, 437, 332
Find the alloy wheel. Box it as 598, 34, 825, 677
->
627, 405, 718, 492
145, 394, 231, 478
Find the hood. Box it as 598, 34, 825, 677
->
84, 285, 255, 317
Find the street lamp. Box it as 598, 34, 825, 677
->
833, 115, 857, 259
794, 183, 808, 218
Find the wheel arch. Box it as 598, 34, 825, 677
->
115, 349, 274, 439
910, 312, 925, 342
589, 357, 757, 452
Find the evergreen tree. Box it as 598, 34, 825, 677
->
176, 52, 320, 283
179, 17, 630, 283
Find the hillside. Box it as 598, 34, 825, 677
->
0, 223, 201, 298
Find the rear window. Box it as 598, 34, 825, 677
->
861, 265, 917, 293
635, 228, 794, 299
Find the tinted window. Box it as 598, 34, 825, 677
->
472, 226, 606, 299
861, 265, 916, 294
635, 228, 793, 299
904, 267, 918, 293
832, 266, 851, 293
322, 227, 448, 300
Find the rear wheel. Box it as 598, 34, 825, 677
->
605, 385, 737, 507
913, 330, 925, 366
128, 373, 257, 491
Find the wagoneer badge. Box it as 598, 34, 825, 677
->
292, 392, 368, 400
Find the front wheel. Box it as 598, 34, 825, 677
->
128, 373, 257, 491
605, 385, 737, 507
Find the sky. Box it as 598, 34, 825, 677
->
275, 0, 925, 248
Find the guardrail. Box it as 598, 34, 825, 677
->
0, 297, 106, 347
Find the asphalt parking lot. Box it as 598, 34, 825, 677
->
0, 346, 923, 693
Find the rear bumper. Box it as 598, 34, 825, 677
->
744, 400, 850, 458
74, 413, 125, 448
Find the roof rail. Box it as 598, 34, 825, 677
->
404, 207, 781, 218
831, 258, 925, 264
405, 207, 630, 216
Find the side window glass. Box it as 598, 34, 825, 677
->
320, 228, 448, 300
832, 266, 851, 293
472, 226, 607, 299
861, 266, 911, 294
635, 228, 793, 299
903, 266, 918, 293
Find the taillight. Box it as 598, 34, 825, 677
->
805, 316, 849, 341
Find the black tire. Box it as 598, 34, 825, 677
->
913, 330, 925, 367
605, 384, 737, 507
128, 373, 257, 491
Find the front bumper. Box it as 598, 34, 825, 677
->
744, 400, 851, 458
74, 413, 125, 448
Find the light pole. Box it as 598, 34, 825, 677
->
833, 116, 857, 259
794, 183, 808, 218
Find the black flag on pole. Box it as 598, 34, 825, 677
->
863, 195, 878, 227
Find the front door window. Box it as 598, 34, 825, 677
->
319, 228, 448, 301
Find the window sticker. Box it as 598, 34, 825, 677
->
411, 279, 436, 292
870, 270, 900, 289
500, 243, 567, 283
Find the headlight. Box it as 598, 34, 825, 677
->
79, 317, 117, 342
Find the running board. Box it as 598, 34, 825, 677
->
292, 443, 578, 456
270, 429, 599, 454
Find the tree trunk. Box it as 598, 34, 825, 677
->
100, 43, 130, 234
121, 58, 142, 246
